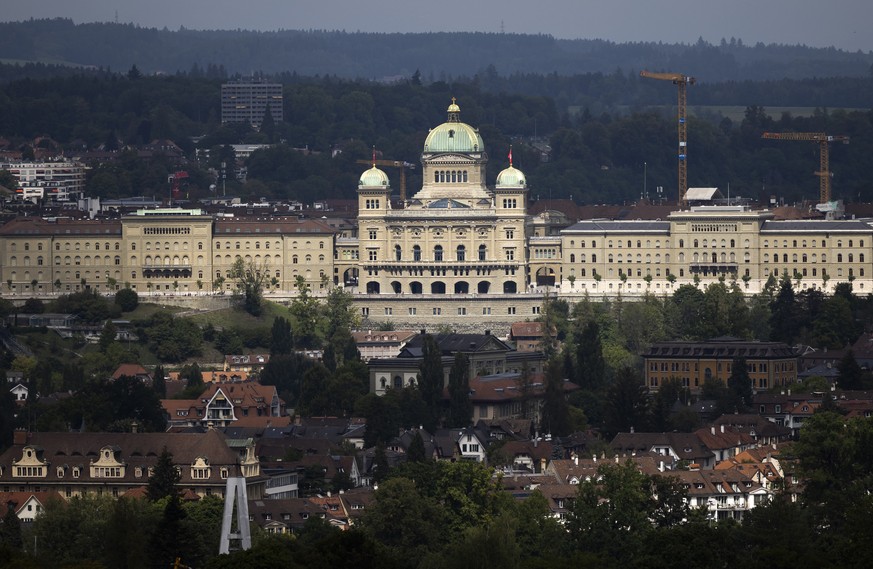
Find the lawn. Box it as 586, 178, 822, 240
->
186, 300, 288, 330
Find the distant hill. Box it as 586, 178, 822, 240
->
0, 18, 871, 82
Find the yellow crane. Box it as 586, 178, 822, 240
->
640, 70, 696, 206
761, 132, 850, 204
355, 158, 416, 204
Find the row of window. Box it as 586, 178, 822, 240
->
362, 306, 521, 316
434, 170, 469, 183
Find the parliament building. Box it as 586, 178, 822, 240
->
1, 100, 872, 333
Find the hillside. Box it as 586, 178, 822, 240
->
0, 18, 871, 81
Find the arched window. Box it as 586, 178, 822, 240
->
413, 245, 421, 261
478, 244, 486, 261
570, 254, 576, 263
434, 245, 443, 261
456, 245, 466, 261
838, 253, 843, 263
395, 245, 402, 261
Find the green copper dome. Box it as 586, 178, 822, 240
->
423, 101, 485, 154
496, 165, 525, 187
358, 166, 390, 188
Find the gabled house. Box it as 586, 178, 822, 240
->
10, 383, 28, 403
433, 428, 488, 462
666, 469, 772, 521
161, 382, 284, 429
496, 439, 554, 473
694, 425, 758, 462
0, 491, 62, 522
111, 363, 151, 383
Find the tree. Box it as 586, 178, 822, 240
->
153, 364, 166, 398
0, 500, 23, 551
604, 367, 650, 437
837, 349, 864, 390
574, 321, 605, 391
289, 275, 321, 349
447, 352, 472, 428
407, 430, 427, 463
229, 257, 270, 316
417, 334, 444, 432
727, 357, 753, 411
769, 275, 797, 344
567, 460, 655, 561
99, 319, 117, 350
270, 316, 293, 355
115, 288, 139, 312
360, 477, 447, 567
541, 356, 572, 437
147, 447, 181, 501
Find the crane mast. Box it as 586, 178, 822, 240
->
761, 132, 849, 204
640, 71, 696, 206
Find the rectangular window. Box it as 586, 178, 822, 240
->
457, 307, 466, 315
408, 307, 416, 315
433, 307, 441, 315
507, 307, 516, 315
384, 307, 392, 315
482, 307, 491, 315
361, 308, 369, 316
369, 230, 377, 240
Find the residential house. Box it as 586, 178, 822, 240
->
10, 383, 28, 403
712, 414, 792, 446
351, 329, 417, 361
508, 321, 558, 353
694, 425, 758, 463
666, 469, 772, 521
496, 439, 554, 473
433, 427, 489, 462
0, 491, 63, 523
111, 363, 151, 383
224, 354, 270, 373
754, 392, 822, 437
161, 382, 284, 429
610, 432, 716, 469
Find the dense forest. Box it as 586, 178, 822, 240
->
0, 69, 870, 206
1, 18, 872, 82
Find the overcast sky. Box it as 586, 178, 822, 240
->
6, 0, 873, 53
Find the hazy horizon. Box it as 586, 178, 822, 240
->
4, 0, 873, 53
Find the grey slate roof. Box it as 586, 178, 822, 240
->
563, 220, 670, 233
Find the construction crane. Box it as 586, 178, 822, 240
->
761, 132, 850, 204
640, 70, 696, 206
355, 158, 416, 204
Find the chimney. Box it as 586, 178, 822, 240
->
659, 460, 665, 472
630, 426, 634, 434
720, 425, 725, 434
13, 429, 26, 446
711, 426, 716, 435
592, 454, 597, 463
574, 456, 578, 466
